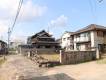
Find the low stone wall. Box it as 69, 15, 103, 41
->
60, 51, 96, 64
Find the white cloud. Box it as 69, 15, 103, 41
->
48, 15, 68, 28
0, 0, 47, 21
12, 35, 27, 43
19, 0, 47, 21
0, 20, 8, 33
0, 0, 47, 38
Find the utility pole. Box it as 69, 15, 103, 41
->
8, 28, 11, 50
7, 0, 23, 51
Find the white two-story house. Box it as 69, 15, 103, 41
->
61, 31, 74, 51
73, 24, 106, 51
61, 24, 106, 51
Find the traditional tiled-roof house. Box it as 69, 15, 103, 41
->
27, 30, 60, 50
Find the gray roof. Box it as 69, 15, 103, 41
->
72, 24, 106, 35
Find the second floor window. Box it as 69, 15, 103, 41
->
97, 31, 103, 37
67, 37, 70, 40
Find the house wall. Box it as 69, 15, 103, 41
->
91, 31, 104, 48
61, 32, 73, 51
74, 32, 90, 42
74, 32, 90, 51
80, 44, 86, 51
104, 33, 106, 44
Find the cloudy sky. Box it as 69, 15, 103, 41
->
0, 0, 106, 42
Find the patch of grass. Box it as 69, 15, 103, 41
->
0, 57, 6, 66
97, 58, 106, 64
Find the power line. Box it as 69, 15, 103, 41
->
10, 0, 23, 34
88, 0, 98, 23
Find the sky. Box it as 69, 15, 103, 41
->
0, 0, 106, 43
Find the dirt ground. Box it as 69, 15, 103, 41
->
0, 54, 106, 80
0, 55, 47, 80
44, 61, 106, 80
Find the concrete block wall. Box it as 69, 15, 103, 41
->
60, 51, 96, 64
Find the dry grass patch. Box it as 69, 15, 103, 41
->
0, 56, 6, 66
39, 53, 60, 62
97, 58, 106, 64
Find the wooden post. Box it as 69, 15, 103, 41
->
19, 47, 22, 55
60, 50, 62, 64
28, 51, 31, 58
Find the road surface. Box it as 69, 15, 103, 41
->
0, 55, 46, 80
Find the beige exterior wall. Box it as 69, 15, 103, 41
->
104, 33, 106, 44
91, 31, 104, 48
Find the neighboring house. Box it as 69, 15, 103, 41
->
0, 40, 7, 55
56, 39, 61, 46
61, 31, 74, 51
10, 41, 25, 50
73, 24, 106, 51
18, 30, 61, 55
27, 30, 60, 50
61, 24, 106, 51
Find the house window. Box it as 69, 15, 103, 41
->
85, 43, 91, 50
97, 31, 103, 37
67, 37, 70, 40
76, 44, 80, 50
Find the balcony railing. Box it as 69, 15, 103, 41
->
74, 36, 91, 43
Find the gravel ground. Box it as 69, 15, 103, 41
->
0, 55, 47, 80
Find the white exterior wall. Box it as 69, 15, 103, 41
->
74, 35, 77, 50
90, 31, 95, 48
80, 44, 86, 51
61, 32, 72, 51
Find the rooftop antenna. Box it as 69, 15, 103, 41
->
47, 26, 50, 34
